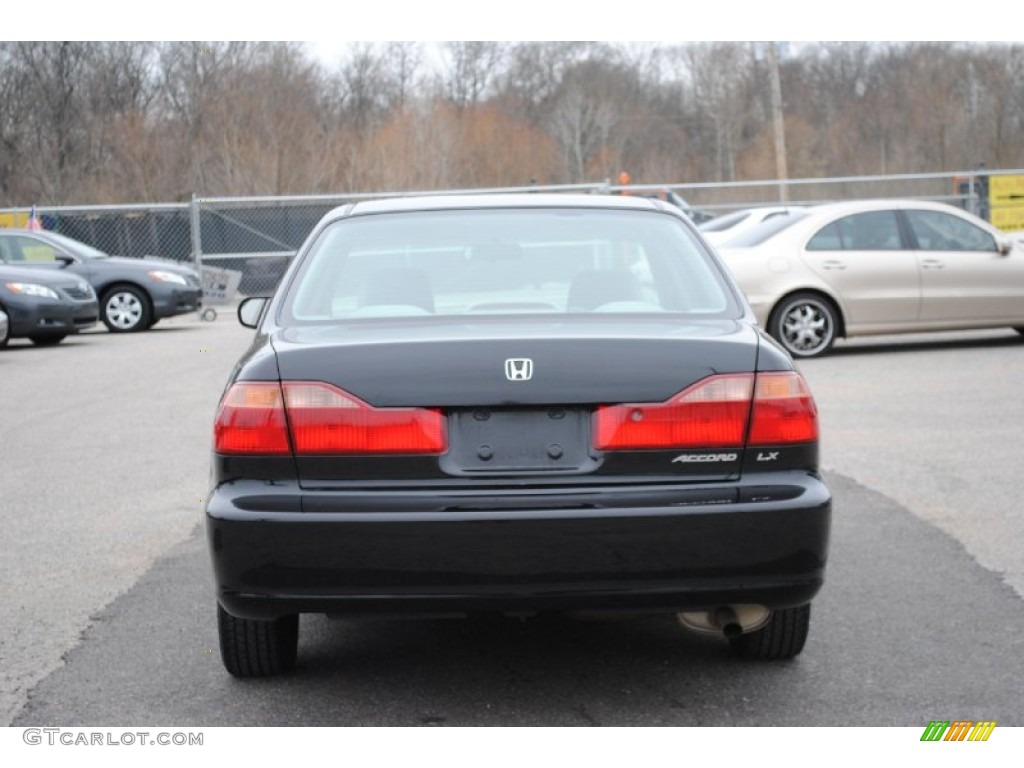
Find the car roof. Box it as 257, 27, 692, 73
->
801, 198, 965, 217
718, 197, 1003, 251
333, 193, 668, 221
790, 199, 1000, 234
0, 229, 69, 243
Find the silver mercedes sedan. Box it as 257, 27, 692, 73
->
717, 199, 1024, 357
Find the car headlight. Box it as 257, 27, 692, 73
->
147, 270, 188, 286
5, 282, 59, 299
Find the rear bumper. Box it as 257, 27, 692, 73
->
206, 472, 831, 620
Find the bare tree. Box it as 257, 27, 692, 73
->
0, 43, 31, 200
383, 42, 424, 112
499, 42, 590, 119
443, 42, 507, 109
3, 41, 1024, 207
14, 42, 95, 202
678, 42, 759, 182
546, 54, 644, 182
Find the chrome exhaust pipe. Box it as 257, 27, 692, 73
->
677, 604, 771, 636
712, 606, 743, 639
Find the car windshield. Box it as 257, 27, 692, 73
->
44, 231, 109, 259
283, 207, 737, 322
724, 211, 809, 247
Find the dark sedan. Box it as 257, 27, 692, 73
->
0, 229, 202, 332
207, 194, 831, 676
0, 263, 98, 346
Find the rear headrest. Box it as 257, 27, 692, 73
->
566, 269, 645, 311
357, 267, 435, 312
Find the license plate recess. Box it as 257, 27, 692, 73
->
441, 408, 597, 474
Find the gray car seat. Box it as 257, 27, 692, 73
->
566, 269, 645, 311
358, 267, 435, 313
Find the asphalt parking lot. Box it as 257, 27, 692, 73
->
2, 317, 1023, 726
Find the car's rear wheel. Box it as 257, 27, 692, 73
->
101, 285, 152, 333
769, 293, 838, 358
729, 604, 811, 660
217, 604, 298, 677
0, 312, 9, 349
29, 334, 68, 346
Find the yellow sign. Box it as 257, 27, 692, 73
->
993, 207, 1024, 232
990, 174, 1024, 232
0, 212, 30, 229
990, 174, 1024, 203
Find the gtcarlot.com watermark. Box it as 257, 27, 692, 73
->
23, 728, 203, 747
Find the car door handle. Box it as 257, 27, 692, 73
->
920, 259, 945, 270
821, 260, 846, 270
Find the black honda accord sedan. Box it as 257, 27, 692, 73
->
207, 194, 831, 676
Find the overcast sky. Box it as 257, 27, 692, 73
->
7, 1, 1015, 46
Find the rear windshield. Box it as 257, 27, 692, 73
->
282, 208, 738, 322
724, 211, 809, 247
699, 210, 751, 233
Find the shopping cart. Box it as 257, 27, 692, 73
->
198, 264, 243, 321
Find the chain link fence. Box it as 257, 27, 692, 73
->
2, 168, 1021, 319
191, 196, 349, 315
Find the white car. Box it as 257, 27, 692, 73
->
717, 199, 1024, 357
699, 206, 804, 246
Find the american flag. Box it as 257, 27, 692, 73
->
26, 205, 42, 231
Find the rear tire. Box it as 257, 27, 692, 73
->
769, 293, 838, 358
217, 604, 298, 677
729, 604, 811, 660
0, 311, 9, 349
29, 334, 68, 346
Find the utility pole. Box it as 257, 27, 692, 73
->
767, 42, 789, 203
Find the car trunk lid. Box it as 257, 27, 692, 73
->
265, 318, 761, 486
271, 318, 758, 407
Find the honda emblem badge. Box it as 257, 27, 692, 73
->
504, 358, 534, 381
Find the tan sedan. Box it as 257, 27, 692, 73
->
716, 199, 1024, 357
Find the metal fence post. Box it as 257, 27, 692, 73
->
189, 194, 203, 266
190, 194, 216, 320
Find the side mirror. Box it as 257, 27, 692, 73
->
997, 238, 1012, 256
55, 254, 74, 266
237, 296, 269, 329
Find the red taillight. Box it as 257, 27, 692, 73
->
282, 382, 445, 455
748, 372, 818, 445
593, 371, 817, 451
594, 374, 754, 450
213, 381, 446, 455
214, 382, 291, 454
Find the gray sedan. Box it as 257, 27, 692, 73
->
0, 263, 98, 346
0, 230, 202, 332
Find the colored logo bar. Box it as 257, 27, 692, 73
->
920, 721, 996, 742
